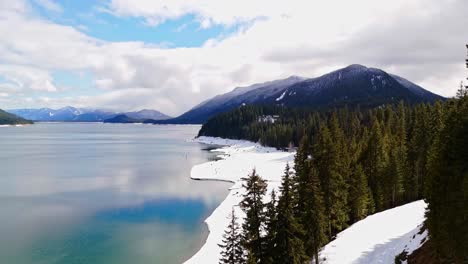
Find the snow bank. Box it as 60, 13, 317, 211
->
185, 136, 294, 264
185, 136, 427, 264
319, 200, 428, 264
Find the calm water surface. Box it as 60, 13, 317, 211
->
0, 123, 228, 264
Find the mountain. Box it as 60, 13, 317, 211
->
103, 114, 141, 123
152, 65, 443, 124
124, 109, 171, 120
7, 107, 171, 122
71, 109, 117, 122
153, 76, 305, 124
0, 109, 33, 125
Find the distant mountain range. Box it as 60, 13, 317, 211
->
149, 64, 444, 124
7, 64, 445, 125
7, 107, 171, 122
0, 109, 33, 125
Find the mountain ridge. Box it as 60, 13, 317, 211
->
7, 107, 171, 122
150, 64, 444, 124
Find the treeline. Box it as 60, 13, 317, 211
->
214, 94, 467, 263
202, 101, 443, 205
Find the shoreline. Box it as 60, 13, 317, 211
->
185, 136, 428, 264
185, 136, 294, 264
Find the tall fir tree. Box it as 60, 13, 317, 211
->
363, 118, 388, 211
263, 190, 278, 264
348, 163, 372, 223
240, 169, 268, 263
273, 164, 307, 264
302, 166, 327, 264
292, 137, 311, 219
314, 114, 350, 238
389, 102, 408, 206
219, 208, 245, 264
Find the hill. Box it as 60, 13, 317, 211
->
152, 64, 443, 124
0, 109, 33, 125
103, 114, 142, 123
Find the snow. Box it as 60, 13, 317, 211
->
318, 200, 427, 264
275, 91, 287, 101
185, 136, 428, 264
185, 136, 294, 264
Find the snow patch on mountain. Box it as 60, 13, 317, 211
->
276, 91, 287, 101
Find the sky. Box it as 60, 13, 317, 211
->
0, 0, 467, 116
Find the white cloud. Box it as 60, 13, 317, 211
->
0, 0, 466, 115
34, 0, 62, 13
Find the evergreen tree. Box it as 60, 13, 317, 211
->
219, 208, 245, 264
292, 137, 311, 218
363, 118, 388, 211
264, 190, 278, 264
426, 93, 468, 263
314, 115, 349, 238
302, 166, 327, 264
389, 102, 408, 206
348, 164, 372, 223
273, 164, 307, 264
240, 169, 268, 263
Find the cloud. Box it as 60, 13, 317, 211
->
34, 0, 62, 13
104, 0, 283, 27
0, 0, 466, 115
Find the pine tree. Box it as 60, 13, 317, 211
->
389, 102, 408, 206
426, 94, 468, 263
348, 163, 372, 222
273, 164, 307, 264
314, 114, 349, 238
363, 118, 388, 211
302, 166, 327, 264
292, 137, 311, 218
219, 208, 245, 264
263, 190, 278, 264
240, 169, 268, 263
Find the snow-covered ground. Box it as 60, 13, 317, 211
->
185, 136, 295, 264
185, 136, 427, 264
0, 124, 25, 127
319, 200, 427, 264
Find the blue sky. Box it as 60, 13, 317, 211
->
32, 0, 236, 47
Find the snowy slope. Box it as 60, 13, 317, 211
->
319, 200, 427, 264
186, 137, 427, 264
185, 137, 294, 264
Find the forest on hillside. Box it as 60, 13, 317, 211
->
210, 53, 468, 264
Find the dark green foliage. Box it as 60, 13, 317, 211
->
219, 208, 245, 264
272, 164, 307, 264
0, 109, 33, 125
302, 167, 327, 264
348, 164, 372, 223
312, 117, 349, 238
240, 169, 268, 263
425, 88, 468, 263
263, 190, 278, 264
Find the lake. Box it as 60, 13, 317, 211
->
0, 123, 229, 264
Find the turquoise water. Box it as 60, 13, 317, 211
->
0, 123, 228, 264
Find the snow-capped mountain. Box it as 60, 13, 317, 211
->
7, 106, 91, 121
156, 75, 305, 124
7, 107, 171, 122
154, 64, 444, 124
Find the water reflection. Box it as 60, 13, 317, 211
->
0, 123, 228, 264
